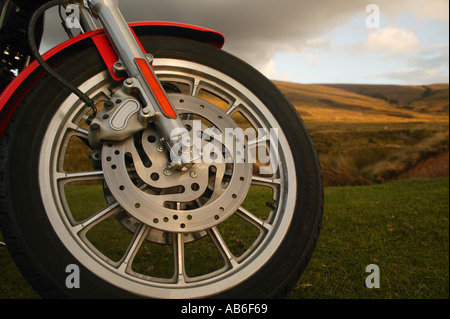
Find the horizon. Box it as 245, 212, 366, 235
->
271, 80, 450, 87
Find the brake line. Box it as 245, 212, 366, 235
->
28, 0, 97, 116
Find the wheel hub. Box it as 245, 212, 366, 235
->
102, 94, 253, 233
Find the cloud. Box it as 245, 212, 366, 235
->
118, 0, 366, 65
361, 27, 448, 84
41, 0, 364, 62
365, 27, 420, 53
39, 0, 448, 85
368, 44, 449, 84
411, 44, 449, 69
118, 0, 448, 86
259, 59, 291, 81
380, 68, 449, 84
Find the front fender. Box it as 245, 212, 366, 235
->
0, 22, 224, 137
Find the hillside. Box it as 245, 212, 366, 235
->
323, 83, 449, 114
273, 81, 449, 125
273, 81, 449, 185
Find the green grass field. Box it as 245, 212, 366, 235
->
288, 177, 449, 299
1, 177, 448, 299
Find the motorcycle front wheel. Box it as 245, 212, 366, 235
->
0, 36, 323, 298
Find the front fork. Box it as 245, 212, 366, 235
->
85, 0, 189, 168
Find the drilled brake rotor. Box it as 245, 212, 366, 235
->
102, 94, 253, 234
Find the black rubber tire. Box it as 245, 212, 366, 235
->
0, 36, 323, 298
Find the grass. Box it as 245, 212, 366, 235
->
1, 177, 448, 299
311, 123, 449, 186
288, 177, 449, 299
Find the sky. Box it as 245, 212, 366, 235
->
41, 0, 449, 85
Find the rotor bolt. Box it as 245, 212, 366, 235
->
104, 100, 114, 110
157, 145, 165, 153
163, 168, 172, 176
190, 170, 198, 178
114, 62, 124, 71
124, 78, 134, 88
90, 123, 101, 133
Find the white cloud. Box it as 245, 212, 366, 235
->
118, 0, 366, 66
304, 37, 331, 51
362, 30, 448, 84
39, 0, 448, 85
258, 59, 291, 82
365, 27, 420, 53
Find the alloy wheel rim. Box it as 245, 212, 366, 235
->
39, 59, 297, 298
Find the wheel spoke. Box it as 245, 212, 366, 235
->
67, 123, 89, 139
118, 224, 150, 273
56, 170, 104, 185
251, 175, 281, 188
236, 207, 273, 233
174, 233, 187, 284
225, 100, 241, 116
72, 202, 121, 233
190, 78, 201, 96
247, 133, 270, 148
207, 227, 238, 269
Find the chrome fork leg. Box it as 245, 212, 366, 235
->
86, 0, 189, 166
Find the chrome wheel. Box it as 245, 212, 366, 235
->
39, 59, 296, 298
2, 36, 322, 299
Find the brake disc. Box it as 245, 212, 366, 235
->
102, 94, 253, 236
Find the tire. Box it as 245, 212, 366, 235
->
0, 36, 323, 298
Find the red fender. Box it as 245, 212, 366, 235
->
0, 22, 224, 137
